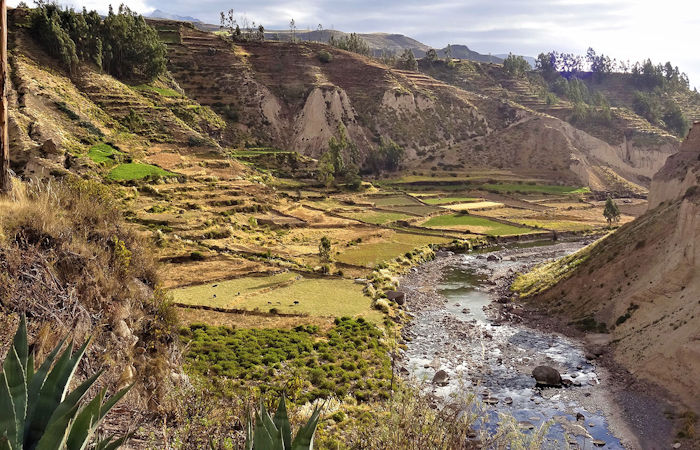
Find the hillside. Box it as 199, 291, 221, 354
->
514, 123, 700, 428
142, 19, 678, 194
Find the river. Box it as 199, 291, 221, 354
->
398, 240, 627, 448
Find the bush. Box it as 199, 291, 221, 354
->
318, 50, 333, 63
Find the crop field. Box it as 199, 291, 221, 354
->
368, 194, 423, 207
335, 232, 451, 267
108, 163, 176, 181
87, 143, 122, 164
481, 183, 590, 195
132, 84, 181, 97
442, 201, 504, 211
172, 274, 383, 321
378, 205, 442, 216
341, 210, 413, 224
421, 197, 481, 205
421, 214, 533, 235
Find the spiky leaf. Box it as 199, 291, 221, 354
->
291, 405, 322, 450
3, 348, 26, 448
273, 395, 292, 450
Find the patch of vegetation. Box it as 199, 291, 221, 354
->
335, 233, 451, 267
180, 317, 391, 404
107, 162, 176, 181
481, 183, 590, 194
572, 316, 607, 333
422, 214, 532, 235
87, 142, 122, 164
342, 210, 413, 225
512, 241, 596, 298
422, 197, 480, 205
133, 84, 181, 97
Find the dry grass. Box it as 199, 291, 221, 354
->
0, 177, 179, 410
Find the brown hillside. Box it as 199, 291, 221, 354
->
517, 123, 700, 418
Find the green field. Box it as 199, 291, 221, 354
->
173, 272, 299, 308
108, 163, 177, 181
342, 210, 413, 225
516, 219, 593, 232
172, 274, 383, 321
369, 195, 422, 207
379, 205, 441, 216
336, 232, 451, 267
422, 214, 533, 235
132, 84, 181, 97
87, 143, 121, 164
422, 197, 481, 205
481, 183, 590, 194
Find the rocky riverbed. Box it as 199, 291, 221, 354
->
397, 240, 638, 449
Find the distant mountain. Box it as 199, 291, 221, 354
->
439, 44, 502, 63
148, 9, 201, 23
495, 53, 537, 68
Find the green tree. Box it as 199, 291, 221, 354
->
328, 33, 371, 57
425, 48, 438, 64
366, 138, 404, 174
319, 236, 331, 260
502, 53, 530, 77
317, 152, 335, 187
663, 102, 690, 137
397, 49, 417, 71
603, 196, 621, 227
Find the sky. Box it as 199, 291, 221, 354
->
12, 0, 700, 89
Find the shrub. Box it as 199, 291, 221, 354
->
318, 50, 333, 63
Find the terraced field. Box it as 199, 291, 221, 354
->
421, 214, 534, 235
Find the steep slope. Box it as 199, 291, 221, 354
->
151, 21, 664, 193
420, 60, 681, 187
515, 124, 700, 414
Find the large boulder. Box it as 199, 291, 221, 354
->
431, 369, 450, 386
532, 365, 562, 387
386, 290, 406, 305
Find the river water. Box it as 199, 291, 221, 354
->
399, 241, 625, 449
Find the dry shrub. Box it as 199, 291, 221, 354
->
0, 177, 181, 413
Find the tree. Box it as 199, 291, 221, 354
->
603, 196, 620, 227
425, 48, 438, 64
502, 53, 530, 77
319, 236, 331, 260
317, 152, 335, 187
535, 51, 559, 81
0, 0, 9, 194
328, 32, 371, 57
397, 49, 417, 71
663, 102, 689, 137
366, 137, 404, 174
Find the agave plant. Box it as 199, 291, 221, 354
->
0, 315, 131, 450
245, 395, 322, 450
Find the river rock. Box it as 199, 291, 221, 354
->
486, 254, 501, 262
532, 365, 562, 387
431, 370, 450, 386
386, 290, 406, 305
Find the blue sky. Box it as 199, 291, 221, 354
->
12, 0, 699, 89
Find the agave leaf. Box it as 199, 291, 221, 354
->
26, 352, 34, 385
3, 348, 27, 448
273, 394, 292, 450
24, 338, 67, 445
252, 410, 276, 450
34, 403, 79, 450
0, 434, 14, 450
259, 402, 283, 448
27, 339, 90, 449
95, 433, 131, 450
291, 405, 322, 450
10, 316, 28, 373
244, 409, 254, 450
0, 374, 18, 449
43, 370, 102, 442
96, 384, 132, 423
65, 388, 105, 450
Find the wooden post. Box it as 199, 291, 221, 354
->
0, 0, 9, 194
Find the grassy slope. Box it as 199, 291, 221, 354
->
422, 214, 533, 235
